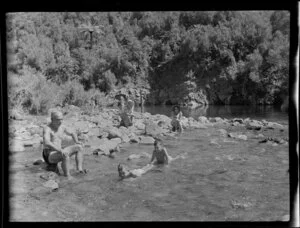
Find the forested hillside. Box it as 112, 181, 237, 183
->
6, 11, 290, 114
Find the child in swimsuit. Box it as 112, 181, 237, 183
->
118, 139, 186, 179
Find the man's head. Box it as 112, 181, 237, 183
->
51, 110, 63, 127
172, 105, 181, 113
154, 138, 163, 150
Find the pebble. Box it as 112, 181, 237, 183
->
33, 159, 44, 165
43, 180, 59, 190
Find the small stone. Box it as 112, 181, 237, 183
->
246, 122, 262, 130
198, 116, 209, 124
232, 118, 243, 124
232, 122, 240, 127
260, 148, 266, 153
33, 159, 44, 165
108, 153, 115, 158
115, 145, 120, 152
237, 135, 247, 141
10, 140, 24, 152
139, 136, 155, 145
217, 129, 228, 137
130, 137, 140, 143
43, 180, 59, 190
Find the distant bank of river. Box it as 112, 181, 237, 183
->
135, 105, 289, 125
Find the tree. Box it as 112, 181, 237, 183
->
79, 20, 104, 49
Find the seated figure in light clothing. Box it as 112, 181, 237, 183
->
42, 110, 87, 180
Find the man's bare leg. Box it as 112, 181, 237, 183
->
61, 155, 72, 179
64, 145, 87, 173
169, 153, 187, 162
75, 150, 84, 171
118, 163, 154, 179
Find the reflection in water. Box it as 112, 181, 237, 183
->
135, 105, 288, 124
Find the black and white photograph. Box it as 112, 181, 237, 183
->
3, 6, 299, 224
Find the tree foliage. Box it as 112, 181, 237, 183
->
7, 11, 290, 110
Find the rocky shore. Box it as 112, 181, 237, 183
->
9, 105, 288, 154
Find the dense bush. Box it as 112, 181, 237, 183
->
6, 11, 290, 112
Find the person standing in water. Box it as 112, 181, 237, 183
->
118, 93, 135, 127
171, 105, 183, 132
118, 139, 186, 179
43, 110, 87, 180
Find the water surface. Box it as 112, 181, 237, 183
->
135, 105, 288, 125
10, 123, 289, 221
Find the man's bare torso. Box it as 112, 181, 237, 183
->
44, 124, 66, 149
154, 148, 167, 163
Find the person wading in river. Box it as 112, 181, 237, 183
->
118, 139, 186, 179
118, 93, 135, 127
171, 105, 183, 132
43, 110, 87, 180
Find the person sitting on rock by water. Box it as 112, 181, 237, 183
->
171, 105, 183, 132
43, 110, 87, 180
118, 139, 186, 179
118, 93, 135, 128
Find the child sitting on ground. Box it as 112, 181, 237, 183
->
118, 139, 186, 179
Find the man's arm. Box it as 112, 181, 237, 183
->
64, 127, 81, 144
127, 100, 134, 114
178, 112, 182, 120
163, 148, 170, 164
149, 151, 156, 164
43, 126, 62, 152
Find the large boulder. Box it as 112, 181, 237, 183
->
127, 152, 151, 160
71, 120, 90, 133
180, 116, 188, 128
107, 127, 123, 139
88, 128, 103, 137
189, 120, 207, 129
218, 129, 228, 137
209, 117, 224, 123
9, 139, 24, 152
246, 120, 263, 130
22, 136, 43, 147
228, 132, 248, 140
134, 119, 146, 130
198, 116, 209, 124
129, 134, 140, 143
145, 120, 165, 137
43, 180, 59, 190
89, 137, 121, 154
265, 122, 284, 129
232, 118, 244, 124
9, 109, 24, 120
139, 136, 155, 145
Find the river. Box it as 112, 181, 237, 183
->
135, 105, 289, 125
10, 105, 290, 221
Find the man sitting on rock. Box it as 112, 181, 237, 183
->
171, 105, 183, 132
118, 93, 135, 128
118, 139, 186, 179
43, 110, 87, 180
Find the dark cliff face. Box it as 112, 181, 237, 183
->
108, 86, 289, 108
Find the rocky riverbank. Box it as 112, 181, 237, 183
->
9, 105, 288, 154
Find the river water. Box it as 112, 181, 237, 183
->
10, 105, 290, 221
135, 105, 289, 125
